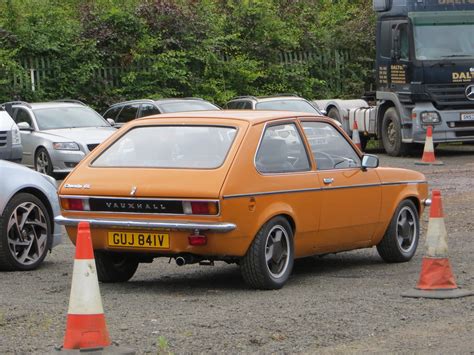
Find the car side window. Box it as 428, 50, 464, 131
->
139, 104, 160, 118
242, 101, 252, 109
255, 123, 310, 174
226, 101, 243, 109
301, 121, 361, 170
103, 106, 122, 120
13, 108, 34, 127
116, 104, 139, 124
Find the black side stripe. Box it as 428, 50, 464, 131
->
222, 180, 427, 200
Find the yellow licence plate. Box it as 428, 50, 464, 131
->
107, 231, 170, 249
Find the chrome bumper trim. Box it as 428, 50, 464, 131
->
54, 215, 236, 232
423, 198, 432, 207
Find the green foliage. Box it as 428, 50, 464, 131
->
0, 0, 375, 110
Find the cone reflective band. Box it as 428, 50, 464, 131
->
415, 126, 443, 166
63, 222, 111, 349
352, 119, 362, 150
402, 190, 473, 299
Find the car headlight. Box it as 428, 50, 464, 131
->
11, 128, 21, 145
420, 111, 441, 124
53, 142, 80, 150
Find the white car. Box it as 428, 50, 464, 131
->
0, 106, 22, 162
5, 100, 116, 176
0, 160, 61, 270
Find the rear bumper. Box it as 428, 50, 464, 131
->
54, 215, 236, 233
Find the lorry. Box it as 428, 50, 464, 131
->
314, 0, 474, 156
0, 105, 22, 162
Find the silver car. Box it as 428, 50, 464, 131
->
0, 160, 61, 270
6, 100, 116, 176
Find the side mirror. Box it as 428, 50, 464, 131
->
361, 154, 379, 171
106, 118, 115, 126
17, 122, 33, 131
320, 109, 327, 116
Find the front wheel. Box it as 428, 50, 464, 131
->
35, 147, 53, 176
377, 200, 419, 263
95, 251, 139, 283
381, 108, 410, 156
241, 216, 294, 290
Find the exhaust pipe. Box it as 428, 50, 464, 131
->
175, 255, 197, 266
175, 256, 186, 266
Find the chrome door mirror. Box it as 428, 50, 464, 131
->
361, 154, 379, 171
17, 121, 33, 131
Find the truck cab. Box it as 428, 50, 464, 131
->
374, 0, 474, 154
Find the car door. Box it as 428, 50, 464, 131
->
138, 103, 161, 118
13, 107, 37, 166
115, 104, 140, 128
300, 121, 382, 250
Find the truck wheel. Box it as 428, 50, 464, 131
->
381, 108, 409, 156
95, 251, 139, 283
376, 200, 419, 263
240, 216, 294, 290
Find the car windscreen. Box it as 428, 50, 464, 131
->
34, 107, 109, 130
158, 101, 220, 113
255, 100, 320, 114
92, 125, 237, 169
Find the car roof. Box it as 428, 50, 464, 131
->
136, 110, 325, 125
228, 95, 310, 103
108, 98, 214, 108
12, 102, 87, 110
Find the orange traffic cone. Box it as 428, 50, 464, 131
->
402, 190, 473, 299
415, 126, 443, 166
352, 119, 362, 151
58, 222, 135, 353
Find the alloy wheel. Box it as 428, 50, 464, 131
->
7, 202, 48, 266
36, 151, 49, 174
396, 206, 417, 252
265, 225, 290, 278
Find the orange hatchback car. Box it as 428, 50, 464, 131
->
56, 111, 429, 289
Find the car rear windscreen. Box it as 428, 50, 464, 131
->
92, 125, 237, 169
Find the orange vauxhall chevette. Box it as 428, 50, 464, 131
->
56, 111, 429, 289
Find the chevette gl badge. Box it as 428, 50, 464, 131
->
466, 85, 474, 101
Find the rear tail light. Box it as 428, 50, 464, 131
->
61, 197, 90, 211
182, 201, 219, 215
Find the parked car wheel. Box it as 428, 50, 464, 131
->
381, 108, 410, 156
95, 251, 139, 283
0, 193, 52, 271
241, 216, 294, 290
377, 199, 419, 263
35, 147, 53, 176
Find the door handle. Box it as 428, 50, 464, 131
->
323, 178, 334, 184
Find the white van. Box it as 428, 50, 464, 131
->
0, 106, 22, 162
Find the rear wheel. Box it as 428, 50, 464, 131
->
0, 193, 52, 271
381, 108, 410, 156
95, 251, 139, 282
377, 200, 419, 263
241, 216, 294, 290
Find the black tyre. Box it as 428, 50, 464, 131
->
0, 193, 52, 271
241, 216, 294, 290
360, 135, 369, 151
95, 251, 139, 283
381, 108, 410, 156
34, 147, 53, 176
377, 200, 419, 263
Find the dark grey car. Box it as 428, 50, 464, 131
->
103, 98, 220, 128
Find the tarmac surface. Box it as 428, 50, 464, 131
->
0, 143, 473, 354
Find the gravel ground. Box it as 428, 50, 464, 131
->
1, 144, 473, 354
